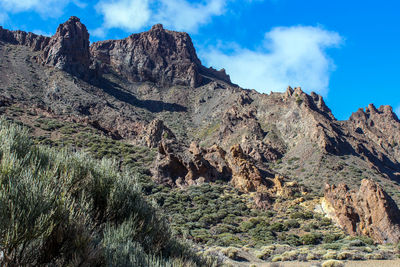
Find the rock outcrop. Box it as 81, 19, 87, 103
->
227, 144, 267, 192
270, 174, 302, 198
153, 140, 231, 187
151, 139, 304, 202
141, 119, 175, 148
90, 23, 230, 87
0, 16, 90, 77
0, 27, 50, 50
218, 94, 285, 162
42, 16, 90, 77
347, 104, 400, 179
2, 17, 230, 85
323, 179, 400, 244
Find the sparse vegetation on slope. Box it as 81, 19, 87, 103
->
0, 119, 217, 266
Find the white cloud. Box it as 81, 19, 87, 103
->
93, 0, 227, 36
155, 0, 226, 32
95, 0, 151, 32
200, 26, 342, 95
0, 0, 83, 18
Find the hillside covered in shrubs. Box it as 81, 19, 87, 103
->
0, 119, 216, 266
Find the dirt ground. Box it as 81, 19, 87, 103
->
240, 259, 400, 267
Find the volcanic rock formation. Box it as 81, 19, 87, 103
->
90, 23, 230, 87
0, 16, 90, 77
323, 179, 400, 244
1, 16, 400, 208
42, 16, 91, 77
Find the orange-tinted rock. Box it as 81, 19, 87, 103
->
227, 144, 267, 192
324, 179, 400, 244
270, 174, 302, 198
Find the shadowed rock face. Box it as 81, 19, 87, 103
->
324, 179, 400, 244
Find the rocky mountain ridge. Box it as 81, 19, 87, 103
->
1, 16, 400, 245
0, 16, 230, 86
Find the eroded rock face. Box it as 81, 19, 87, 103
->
152, 140, 231, 187
0, 16, 90, 77
0, 27, 50, 50
219, 93, 285, 162
324, 179, 400, 244
140, 119, 175, 148
347, 104, 400, 179
91, 24, 230, 87
227, 144, 267, 192
42, 16, 90, 77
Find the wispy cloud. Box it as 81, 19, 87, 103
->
200, 26, 342, 95
0, 0, 84, 18
155, 0, 226, 32
94, 0, 227, 36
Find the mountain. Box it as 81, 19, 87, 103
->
1, 16, 400, 265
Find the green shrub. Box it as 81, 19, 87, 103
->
284, 219, 300, 229
323, 233, 343, 243
269, 222, 288, 232
322, 259, 344, 267
0, 120, 210, 266
300, 233, 322, 245
290, 211, 313, 220
323, 243, 342, 250
284, 234, 302, 246
319, 217, 333, 227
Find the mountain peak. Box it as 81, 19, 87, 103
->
150, 24, 164, 31
0, 16, 231, 87
41, 15, 90, 77
67, 16, 81, 23
91, 22, 231, 87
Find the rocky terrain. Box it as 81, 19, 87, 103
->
1, 16, 400, 265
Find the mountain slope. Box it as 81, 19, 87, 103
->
1, 16, 400, 265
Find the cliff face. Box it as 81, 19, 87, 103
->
91, 24, 202, 87
42, 16, 91, 77
0, 17, 90, 77
90, 24, 231, 87
0, 26, 50, 50
324, 179, 400, 244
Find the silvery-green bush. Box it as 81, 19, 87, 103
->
0, 119, 213, 266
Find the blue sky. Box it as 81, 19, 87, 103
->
0, 0, 399, 120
